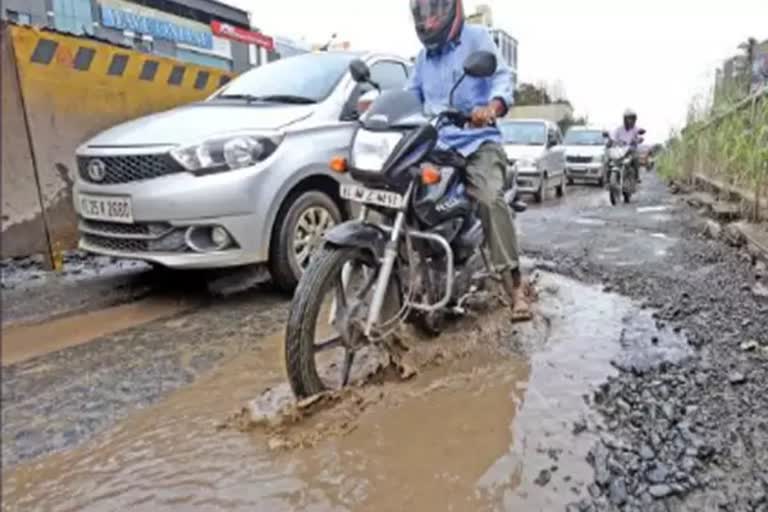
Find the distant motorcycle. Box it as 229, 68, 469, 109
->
604, 129, 645, 205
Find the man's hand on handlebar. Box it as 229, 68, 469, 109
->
470, 99, 505, 128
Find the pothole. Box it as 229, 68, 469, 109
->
3, 271, 690, 512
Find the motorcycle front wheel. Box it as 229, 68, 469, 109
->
608, 171, 620, 206
284, 245, 401, 398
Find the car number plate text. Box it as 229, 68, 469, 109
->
340, 184, 405, 209
79, 194, 134, 224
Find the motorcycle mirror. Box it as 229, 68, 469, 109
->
638, 128, 646, 135
637, 137, 645, 145
349, 59, 371, 84
463, 51, 497, 78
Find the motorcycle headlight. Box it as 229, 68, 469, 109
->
351, 129, 403, 172
171, 133, 283, 174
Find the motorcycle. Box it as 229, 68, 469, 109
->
284, 51, 527, 398
603, 129, 645, 205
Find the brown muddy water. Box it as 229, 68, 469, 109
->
1, 297, 195, 366
2, 273, 687, 511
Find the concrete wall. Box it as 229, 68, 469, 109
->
507, 104, 574, 124
1, 24, 50, 259
1, 23, 235, 260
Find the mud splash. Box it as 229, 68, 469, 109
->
2, 272, 689, 512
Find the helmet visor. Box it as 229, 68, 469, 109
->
411, 0, 454, 38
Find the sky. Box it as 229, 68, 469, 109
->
222, 0, 767, 144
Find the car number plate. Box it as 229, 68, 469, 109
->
340, 184, 405, 209
79, 194, 134, 224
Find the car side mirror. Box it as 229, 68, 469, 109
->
463, 51, 497, 78
356, 89, 379, 115
349, 59, 371, 83
547, 135, 558, 148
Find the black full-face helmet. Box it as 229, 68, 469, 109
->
410, 0, 464, 52
623, 108, 638, 129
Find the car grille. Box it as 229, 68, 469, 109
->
77, 154, 185, 185
81, 222, 189, 254
80, 219, 172, 237
566, 156, 594, 164
83, 234, 150, 252
81, 219, 148, 236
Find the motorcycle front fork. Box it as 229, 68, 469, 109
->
364, 209, 407, 337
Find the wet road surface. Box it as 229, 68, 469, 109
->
1, 174, 713, 510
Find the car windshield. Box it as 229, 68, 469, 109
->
564, 130, 604, 146
213, 52, 356, 104
499, 122, 547, 145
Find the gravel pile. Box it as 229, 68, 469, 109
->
532, 202, 768, 511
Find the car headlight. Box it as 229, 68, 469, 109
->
351, 129, 403, 172
516, 158, 537, 169
171, 134, 283, 174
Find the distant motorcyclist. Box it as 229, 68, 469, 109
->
611, 108, 643, 181
406, 0, 532, 322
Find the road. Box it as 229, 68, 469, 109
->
2, 173, 767, 512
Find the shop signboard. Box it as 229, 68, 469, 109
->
99, 0, 213, 50
211, 20, 274, 52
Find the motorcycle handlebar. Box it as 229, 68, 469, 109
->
436, 109, 496, 129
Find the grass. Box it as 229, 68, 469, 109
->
658, 86, 768, 220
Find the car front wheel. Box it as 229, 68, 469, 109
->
270, 190, 342, 293
533, 173, 547, 203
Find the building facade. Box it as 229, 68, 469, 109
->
2, 0, 277, 73
466, 4, 518, 92
715, 39, 768, 101
269, 35, 312, 62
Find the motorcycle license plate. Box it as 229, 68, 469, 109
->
340, 184, 405, 209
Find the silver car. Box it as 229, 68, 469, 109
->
499, 119, 567, 203
74, 51, 411, 290
563, 126, 608, 186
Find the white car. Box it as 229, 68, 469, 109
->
563, 126, 609, 186
499, 119, 566, 203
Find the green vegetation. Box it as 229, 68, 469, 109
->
658, 88, 768, 220
513, 82, 588, 133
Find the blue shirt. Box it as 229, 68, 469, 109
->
406, 24, 514, 157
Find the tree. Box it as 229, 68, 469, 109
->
513, 82, 551, 106
546, 80, 568, 103
558, 114, 589, 135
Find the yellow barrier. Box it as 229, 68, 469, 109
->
5, 23, 235, 257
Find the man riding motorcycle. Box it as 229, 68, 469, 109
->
611, 108, 644, 182
406, 0, 532, 322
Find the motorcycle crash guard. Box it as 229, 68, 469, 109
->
324, 221, 388, 260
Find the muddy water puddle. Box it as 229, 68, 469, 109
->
1, 297, 196, 366
2, 272, 689, 511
